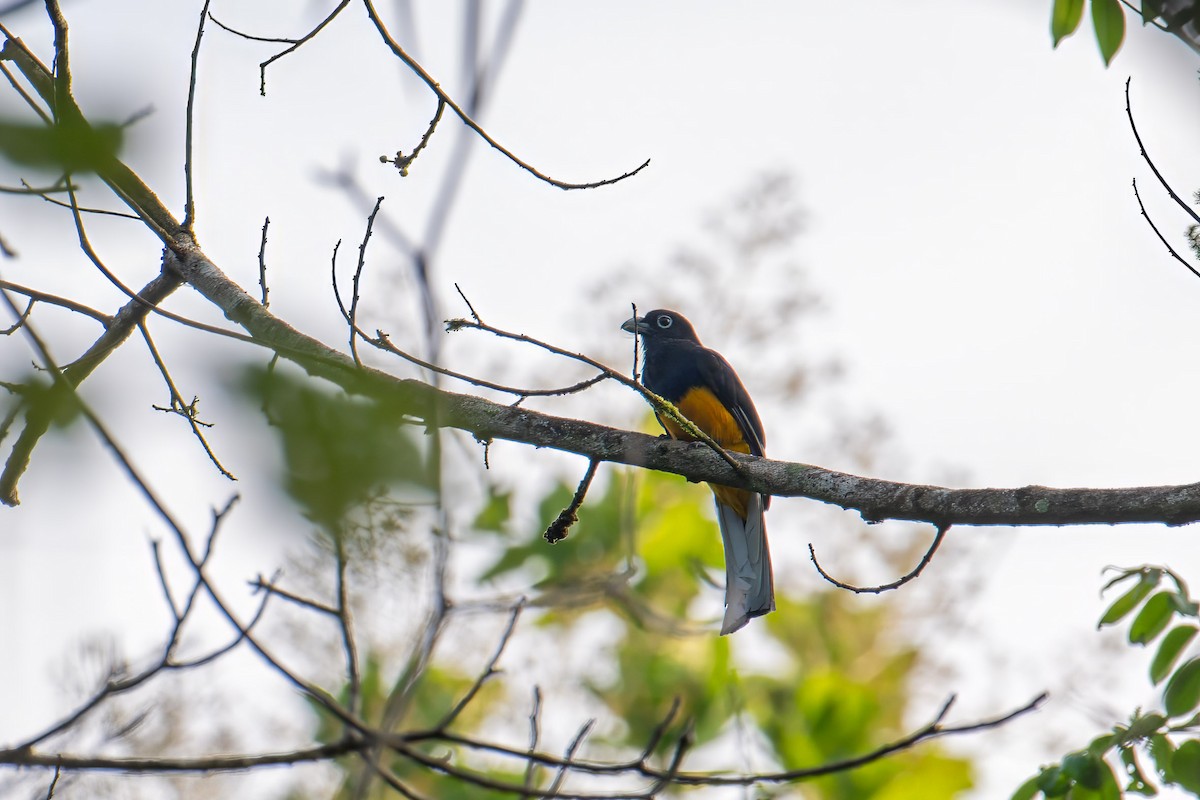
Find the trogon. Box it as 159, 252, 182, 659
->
621, 309, 774, 634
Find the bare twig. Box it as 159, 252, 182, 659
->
434, 598, 525, 731
207, 12, 297, 44
371, 330, 607, 398
545, 459, 599, 543
258, 215, 270, 306
334, 531, 362, 715
2, 740, 363, 773
182, 0, 212, 230
809, 523, 950, 594
524, 686, 542, 790
1132, 178, 1200, 279
0, 280, 111, 325
629, 301, 640, 381
1126, 78, 1200, 226
453, 281, 480, 323
140, 321, 236, 480
0, 297, 33, 334
255, 0, 352, 95
547, 717, 596, 797
350, 197, 384, 367
43, 763, 61, 799
383, 98, 445, 176
362, 0, 650, 191
250, 574, 339, 616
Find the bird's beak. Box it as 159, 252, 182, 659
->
621, 316, 648, 334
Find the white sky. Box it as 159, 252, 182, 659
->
2, 1, 1200, 797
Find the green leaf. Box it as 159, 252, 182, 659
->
1172, 740, 1200, 793
1149, 734, 1177, 782
1140, 0, 1162, 24
1090, 0, 1126, 66
473, 486, 512, 533
1065, 783, 1099, 800
1011, 776, 1041, 800
1095, 754, 1122, 800
1120, 745, 1158, 796
241, 367, 434, 528
0, 117, 123, 173
1130, 592, 1177, 645
1038, 765, 1072, 797
1151, 626, 1198, 685
1170, 593, 1200, 618
1088, 733, 1117, 756
1124, 712, 1167, 741
1100, 569, 1161, 627
1164, 658, 1200, 718
1052, 0, 1087, 45
1064, 752, 1105, 789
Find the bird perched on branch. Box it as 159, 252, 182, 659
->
621, 309, 774, 634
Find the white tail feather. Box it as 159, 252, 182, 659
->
716, 494, 774, 635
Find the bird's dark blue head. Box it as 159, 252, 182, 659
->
620, 309, 702, 345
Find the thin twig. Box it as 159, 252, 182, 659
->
43, 762, 61, 799
256, 0, 352, 95
524, 686, 542, 790
384, 98, 445, 176
546, 718, 596, 796
350, 197, 384, 367
1132, 179, 1200, 280
25, 179, 146, 219
0, 297, 33, 334
372, 330, 607, 398
545, 459, 599, 543
182, 0, 212, 230
334, 531, 362, 715
4, 740, 364, 773
434, 598, 525, 731
149, 539, 180, 621
629, 301, 640, 381
249, 574, 340, 616
0, 180, 72, 194
207, 12, 297, 44
0, 59, 52, 124
140, 321, 236, 480
258, 215, 270, 307
362, 0, 650, 191
809, 523, 950, 594
0, 279, 111, 324
1126, 78, 1200, 225
638, 698, 681, 761
453, 281, 480, 322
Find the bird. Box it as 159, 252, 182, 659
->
621, 309, 774, 634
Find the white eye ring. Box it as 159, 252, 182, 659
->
656, 315, 673, 329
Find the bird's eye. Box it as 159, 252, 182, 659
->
656, 315, 673, 329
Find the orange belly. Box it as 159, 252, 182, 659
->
660, 387, 752, 519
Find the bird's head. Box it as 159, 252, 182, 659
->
620, 309, 701, 343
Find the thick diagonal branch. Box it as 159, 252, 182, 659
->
158, 240, 1200, 530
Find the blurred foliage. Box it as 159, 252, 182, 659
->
0, 117, 123, 174
1013, 566, 1200, 799
0, 371, 83, 429
241, 366, 434, 530
307, 655, 516, 800
299, 455, 976, 799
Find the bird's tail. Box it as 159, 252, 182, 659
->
715, 493, 774, 635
